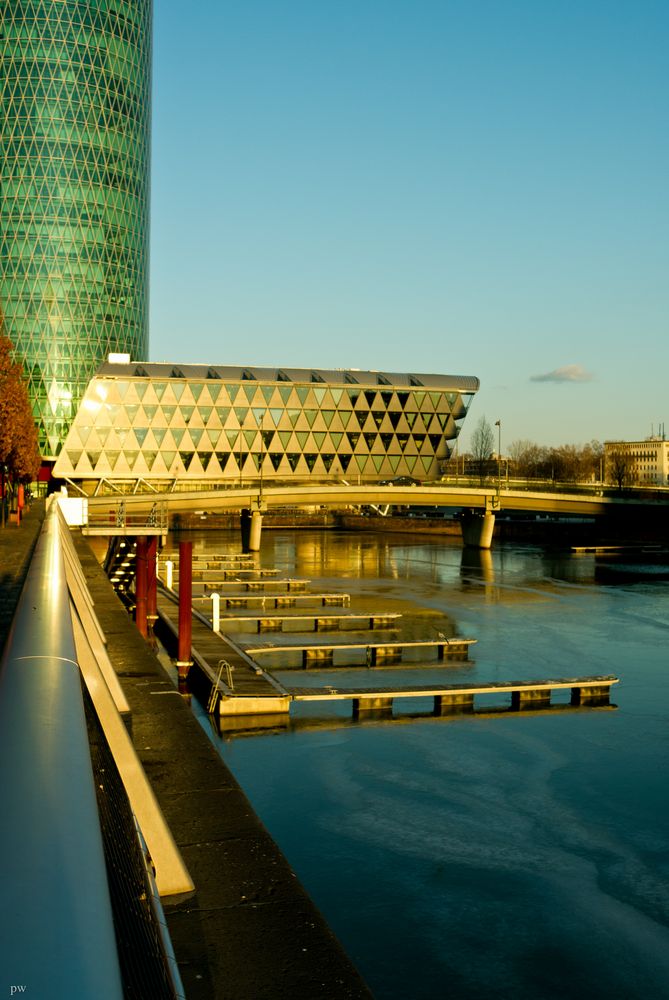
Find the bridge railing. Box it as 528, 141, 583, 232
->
84, 499, 169, 535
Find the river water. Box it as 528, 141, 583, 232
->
185, 528, 669, 999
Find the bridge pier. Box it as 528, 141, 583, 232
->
240, 507, 263, 552
460, 509, 496, 549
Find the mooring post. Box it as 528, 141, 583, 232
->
211, 592, 220, 632
165, 559, 173, 589
177, 540, 193, 678
135, 535, 148, 638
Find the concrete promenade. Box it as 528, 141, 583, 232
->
0, 507, 371, 999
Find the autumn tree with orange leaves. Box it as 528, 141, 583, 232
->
0, 319, 41, 524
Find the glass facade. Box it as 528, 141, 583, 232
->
0, 0, 152, 458
52, 362, 480, 485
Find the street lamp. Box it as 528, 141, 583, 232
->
495, 419, 501, 493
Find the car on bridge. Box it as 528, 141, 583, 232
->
380, 476, 421, 486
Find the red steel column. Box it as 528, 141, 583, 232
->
135, 536, 148, 638
146, 536, 158, 628
177, 540, 193, 678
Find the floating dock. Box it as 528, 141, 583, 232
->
246, 637, 475, 668
192, 608, 402, 634
288, 676, 619, 718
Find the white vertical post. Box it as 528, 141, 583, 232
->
211, 592, 220, 632
165, 559, 173, 590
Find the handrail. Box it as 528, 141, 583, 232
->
0, 501, 124, 997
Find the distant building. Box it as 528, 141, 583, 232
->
604, 437, 669, 486
52, 360, 479, 489
0, 2, 152, 458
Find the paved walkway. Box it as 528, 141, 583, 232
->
71, 531, 372, 1000
0, 501, 46, 656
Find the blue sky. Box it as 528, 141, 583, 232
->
149, 1, 668, 449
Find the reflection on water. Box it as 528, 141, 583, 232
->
182, 529, 669, 1000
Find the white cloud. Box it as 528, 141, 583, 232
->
530, 365, 594, 384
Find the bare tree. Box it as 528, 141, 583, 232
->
470, 416, 494, 483
607, 450, 631, 491
508, 439, 546, 479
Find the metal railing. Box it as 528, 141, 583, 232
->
0, 501, 125, 997
84, 499, 169, 535
0, 501, 186, 997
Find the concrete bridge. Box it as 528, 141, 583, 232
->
77, 482, 667, 549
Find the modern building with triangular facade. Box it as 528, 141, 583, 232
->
53, 359, 479, 490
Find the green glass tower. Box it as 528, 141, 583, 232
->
0, 1, 152, 458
